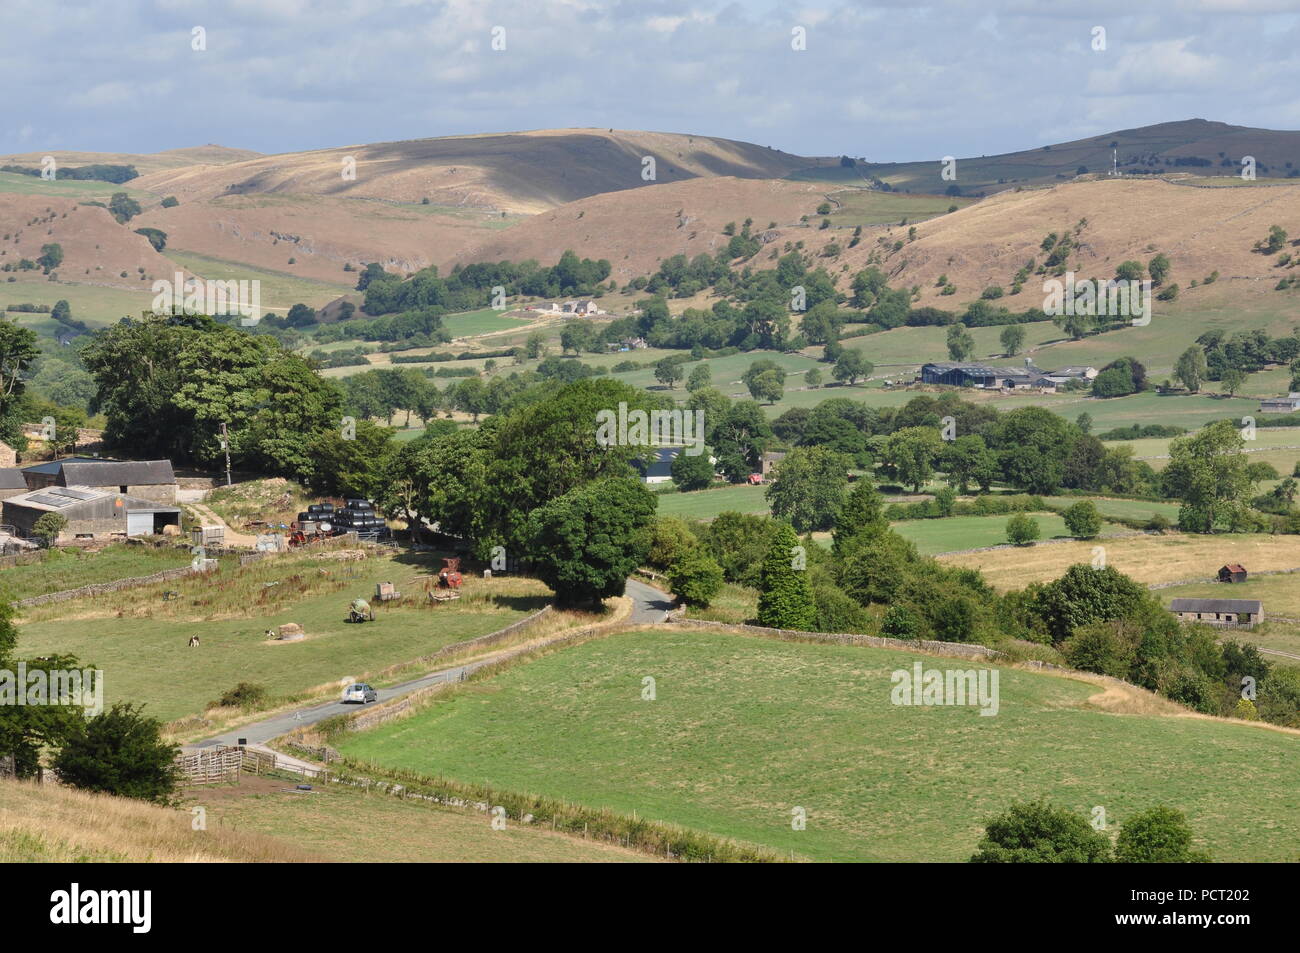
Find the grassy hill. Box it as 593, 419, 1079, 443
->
336, 625, 1299, 862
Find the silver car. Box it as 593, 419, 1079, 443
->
342, 683, 377, 704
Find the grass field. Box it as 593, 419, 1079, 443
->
14, 551, 550, 721
200, 773, 655, 863
821, 189, 976, 226
1041, 496, 1184, 523
165, 250, 352, 311
654, 484, 770, 519
0, 171, 154, 203
1157, 573, 1300, 621
441, 307, 531, 338
939, 531, 1300, 591
336, 626, 1300, 862
0, 544, 197, 601
0, 279, 155, 324
890, 512, 1131, 556
1104, 427, 1300, 476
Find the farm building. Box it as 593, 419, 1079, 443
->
1, 486, 181, 543
920, 361, 1056, 391
0, 440, 14, 468
1219, 563, 1248, 583
1168, 598, 1263, 627
1044, 366, 1098, 384
0, 469, 28, 502
21, 457, 178, 504
640, 447, 680, 484
760, 450, 787, 477
1260, 394, 1300, 414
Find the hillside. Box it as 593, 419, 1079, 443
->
813, 118, 1300, 193
0, 144, 260, 177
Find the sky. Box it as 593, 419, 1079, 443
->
4, 0, 1300, 161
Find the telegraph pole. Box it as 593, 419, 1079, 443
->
220, 421, 232, 486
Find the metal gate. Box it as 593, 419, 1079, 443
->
126, 511, 153, 536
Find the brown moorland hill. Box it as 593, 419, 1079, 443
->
0, 144, 260, 177
452, 175, 830, 281
796, 177, 1300, 307
0, 194, 179, 289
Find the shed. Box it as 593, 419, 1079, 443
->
1, 485, 181, 543
1169, 598, 1262, 626
640, 447, 680, 484
1218, 563, 1248, 584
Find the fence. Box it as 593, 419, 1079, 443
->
175, 747, 243, 785
15, 566, 197, 608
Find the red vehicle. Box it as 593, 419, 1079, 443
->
747, 473, 764, 485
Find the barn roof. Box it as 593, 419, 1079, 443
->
1221, 563, 1247, 573
27, 459, 176, 486
0, 468, 27, 489
2, 485, 177, 515
1169, 598, 1262, 614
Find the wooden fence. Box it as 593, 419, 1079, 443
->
175, 747, 243, 785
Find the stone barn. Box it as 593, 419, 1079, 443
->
1169, 598, 1263, 627
2, 486, 181, 543
0, 469, 28, 502
22, 457, 178, 504
1218, 563, 1248, 584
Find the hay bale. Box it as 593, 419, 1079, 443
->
277, 623, 305, 642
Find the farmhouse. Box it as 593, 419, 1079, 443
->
1260, 394, 1300, 414
2, 486, 182, 542
760, 450, 787, 477
1219, 563, 1248, 583
21, 457, 178, 504
1169, 598, 1263, 626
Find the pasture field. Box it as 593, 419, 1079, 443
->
653, 484, 770, 520
14, 551, 550, 721
441, 307, 531, 338
939, 531, 1300, 591
202, 773, 656, 863
165, 250, 352, 311
0, 279, 155, 325
889, 512, 1131, 556
0, 544, 198, 601
1104, 427, 1300, 476
0, 171, 154, 203
822, 189, 976, 226
337, 626, 1300, 862
1041, 496, 1183, 523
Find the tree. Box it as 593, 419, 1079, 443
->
670, 448, 714, 491
1006, 512, 1040, 545
946, 324, 975, 361
1035, 564, 1149, 643
832, 350, 871, 385
970, 801, 1112, 863
804, 367, 822, 389
686, 364, 711, 392
32, 512, 68, 546
1063, 500, 1102, 539
0, 321, 40, 446
1115, 806, 1210, 863
756, 523, 816, 630
832, 479, 889, 556
765, 446, 850, 532
999, 324, 1026, 357
560, 320, 595, 355
108, 192, 142, 224
37, 242, 64, 272
53, 702, 179, 803
654, 357, 683, 389
665, 546, 724, 608
941, 434, 997, 494
1115, 260, 1145, 282
880, 604, 919, 639
526, 477, 657, 606
1162, 419, 1253, 532
884, 426, 943, 492
1219, 367, 1244, 396
1148, 253, 1171, 286
1174, 346, 1207, 393
1075, 412, 1093, 435
743, 359, 786, 403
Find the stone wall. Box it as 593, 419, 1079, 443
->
15, 566, 196, 608
667, 617, 1007, 661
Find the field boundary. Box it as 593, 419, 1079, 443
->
667, 616, 1006, 660
14, 565, 197, 607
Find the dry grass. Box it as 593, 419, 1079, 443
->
0, 779, 322, 862
938, 531, 1300, 591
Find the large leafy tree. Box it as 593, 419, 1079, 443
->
989, 406, 1077, 494
527, 477, 656, 606
0, 320, 40, 447
970, 801, 1112, 863
1034, 564, 1150, 644
883, 426, 944, 492
765, 446, 850, 532
1161, 419, 1253, 532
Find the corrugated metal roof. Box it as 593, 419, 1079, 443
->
59, 459, 176, 486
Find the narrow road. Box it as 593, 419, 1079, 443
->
192, 576, 674, 750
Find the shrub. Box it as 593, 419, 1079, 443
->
1006, 513, 1040, 546
1063, 500, 1102, 539
666, 546, 725, 608
213, 682, 269, 710
52, 703, 179, 804
970, 800, 1111, 863
1114, 806, 1210, 863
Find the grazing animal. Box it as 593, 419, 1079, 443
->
188, 635, 200, 648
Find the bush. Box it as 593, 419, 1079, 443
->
665, 546, 725, 608
213, 682, 269, 710
970, 800, 1111, 863
1006, 513, 1040, 546
1063, 500, 1102, 539
52, 703, 179, 804
1114, 806, 1210, 863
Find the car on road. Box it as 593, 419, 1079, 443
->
342, 683, 378, 704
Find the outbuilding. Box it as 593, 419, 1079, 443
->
1218, 563, 1248, 584
21, 457, 178, 504
1169, 597, 1262, 626
1, 485, 181, 543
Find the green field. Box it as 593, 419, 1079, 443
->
1104, 427, 1300, 476
1042, 496, 1183, 523
654, 484, 770, 519
14, 552, 547, 721
821, 189, 976, 226
0, 171, 154, 203
0, 544, 198, 601
337, 626, 1300, 862
441, 307, 531, 338
890, 512, 1131, 556
165, 250, 351, 311
1, 280, 156, 325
